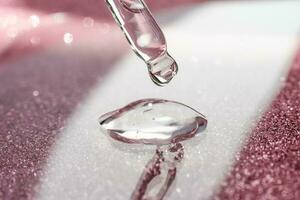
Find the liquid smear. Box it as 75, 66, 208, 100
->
106, 0, 178, 86
99, 99, 207, 200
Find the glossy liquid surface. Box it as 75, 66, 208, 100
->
99, 99, 207, 199
99, 99, 207, 145
106, 0, 178, 86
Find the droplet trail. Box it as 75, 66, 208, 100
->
131, 143, 184, 200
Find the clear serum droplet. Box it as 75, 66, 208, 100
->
105, 0, 178, 86
99, 99, 207, 145
99, 99, 207, 199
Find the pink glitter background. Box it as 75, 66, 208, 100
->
216, 51, 300, 200
0, 0, 299, 200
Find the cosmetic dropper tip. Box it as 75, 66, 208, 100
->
148, 52, 178, 86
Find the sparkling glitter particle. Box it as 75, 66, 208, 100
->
30, 37, 41, 46
82, 17, 94, 28
32, 90, 39, 97
29, 15, 40, 28
63, 33, 73, 44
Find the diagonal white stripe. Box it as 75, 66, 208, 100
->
36, 1, 300, 200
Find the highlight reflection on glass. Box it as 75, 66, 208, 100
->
106, 0, 178, 86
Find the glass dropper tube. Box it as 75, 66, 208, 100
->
105, 0, 178, 86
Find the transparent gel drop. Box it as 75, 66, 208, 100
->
106, 0, 178, 86
98, 99, 207, 145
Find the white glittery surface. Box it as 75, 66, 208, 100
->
36, 1, 300, 200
